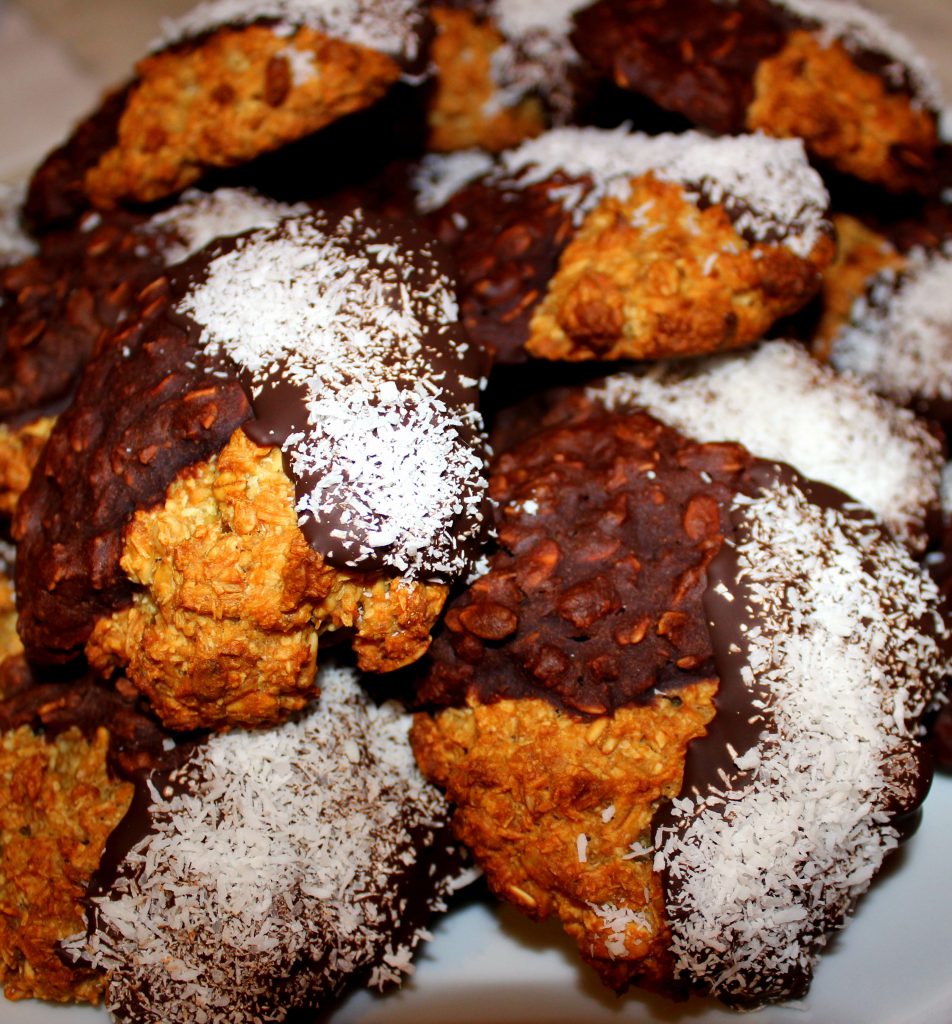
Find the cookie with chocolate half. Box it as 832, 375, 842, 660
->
411, 395, 950, 1006
427, 0, 585, 153
0, 188, 313, 518
588, 339, 944, 552
0, 658, 465, 1020
25, 0, 432, 227
427, 127, 834, 364
571, 0, 942, 193
13, 208, 491, 731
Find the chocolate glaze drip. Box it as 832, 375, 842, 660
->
168, 206, 490, 580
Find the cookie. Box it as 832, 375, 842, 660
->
62, 662, 466, 1024
25, 0, 431, 225
428, 127, 833, 363
13, 208, 490, 730
571, 0, 942, 192
412, 395, 949, 1005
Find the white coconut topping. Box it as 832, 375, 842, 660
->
588, 340, 942, 551
477, 0, 586, 119
766, 0, 943, 110
174, 209, 487, 578
63, 663, 462, 1024
492, 0, 588, 39
829, 246, 952, 406
144, 188, 310, 265
412, 151, 495, 213
154, 0, 425, 64
0, 181, 36, 266
655, 477, 949, 1001
496, 128, 830, 258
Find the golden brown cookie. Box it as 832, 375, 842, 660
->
27, 2, 431, 221
428, 127, 834, 364
413, 393, 949, 1006
571, 0, 941, 192
88, 430, 448, 731
14, 209, 489, 731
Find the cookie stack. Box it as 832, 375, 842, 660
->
1, 1, 950, 1021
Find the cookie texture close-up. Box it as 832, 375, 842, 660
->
570, 0, 943, 191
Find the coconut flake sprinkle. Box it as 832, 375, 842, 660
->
655, 475, 950, 1003
63, 663, 463, 1024
830, 245, 952, 406
173, 209, 489, 580
494, 128, 830, 258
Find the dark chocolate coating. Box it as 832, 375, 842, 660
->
571, 0, 930, 138
0, 208, 163, 426
428, 171, 583, 365
13, 274, 251, 662
417, 394, 753, 715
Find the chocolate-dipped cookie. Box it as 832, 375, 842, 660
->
571, 0, 943, 193
426, 127, 834, 364
13, 208, 490, 730
411, 393, 950, 1005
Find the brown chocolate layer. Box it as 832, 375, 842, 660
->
13, 274, 251, 662
417, 393, 753, 714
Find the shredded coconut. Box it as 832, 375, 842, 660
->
830, 245, 952, 405
63, 663, 462, 1023
496, 128, 830, 258
175, 209, 488, 579
412, 151, 495, 213
589, 903, 651, 959
588, 340, 942, 550
655, 477, 950, 1001
0, 181, 36, 266
144, 187, 310, 265
154, 0, 426, 65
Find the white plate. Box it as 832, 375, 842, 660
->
5, 769, 951, 1024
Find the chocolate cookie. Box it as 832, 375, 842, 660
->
14, 208, 490, 730
428, 127, 834, 363
571, 0, 942, 192
412, 394, 949, 1005
26, 0, 432, 225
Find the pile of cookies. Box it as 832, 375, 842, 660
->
2, 1, 951, 1021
